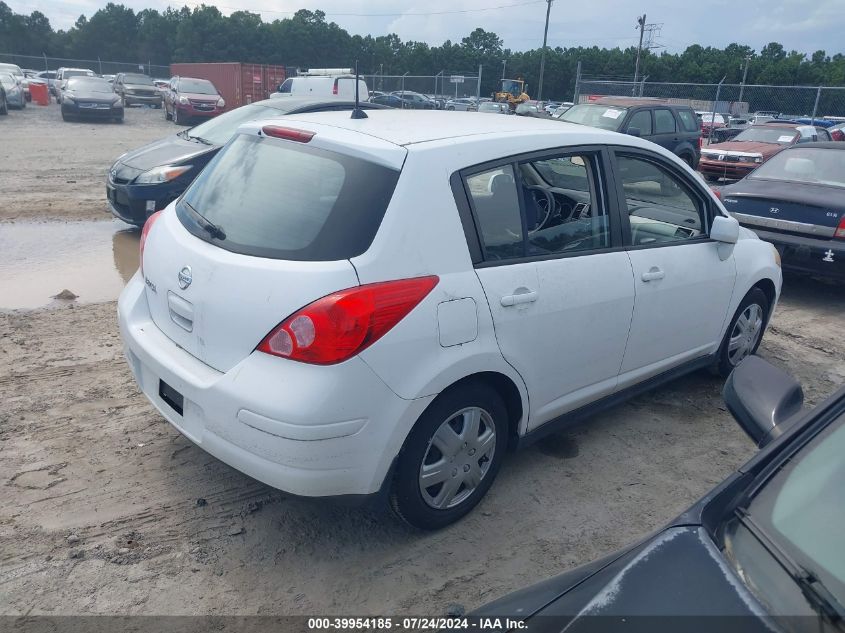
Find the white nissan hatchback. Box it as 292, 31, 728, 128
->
119, 110, 782, 529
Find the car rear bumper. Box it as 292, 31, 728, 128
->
745, 227, 845, 278
117, 274, 433, 497
698, 159, 757, 180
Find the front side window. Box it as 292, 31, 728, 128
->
627, 110, 652, 136
616, 154, 705, 245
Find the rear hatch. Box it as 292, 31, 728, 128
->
142, 120, 406, 372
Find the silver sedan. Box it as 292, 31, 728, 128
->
0, 73, 26, 109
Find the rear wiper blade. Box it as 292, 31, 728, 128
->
736, 508, 845, 622
183, 201, 226, 240
187, 134, 213, 145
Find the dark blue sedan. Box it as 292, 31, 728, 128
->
718, 143, 845, 279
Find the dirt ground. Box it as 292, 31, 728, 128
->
1, 102, 845, 617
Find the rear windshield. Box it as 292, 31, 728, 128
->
734, 127, 797, 144
177, 134, 401, 260
64, 70, 93, 78
749, 148, 845, 188
558, 104, 628, 131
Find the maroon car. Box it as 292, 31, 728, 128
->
698, 122, 832, 181
164, 76, 224, 125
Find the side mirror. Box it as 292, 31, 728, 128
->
723, 356, 804, 447
710, 214, 739, 244
626, 127, 642, 137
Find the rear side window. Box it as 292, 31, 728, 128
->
177, 134, 400, 261
465, 165, 524, 260
654, 109, 676, 134
677, 109, 699, 132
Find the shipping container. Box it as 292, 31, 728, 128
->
169, 62, 286, 111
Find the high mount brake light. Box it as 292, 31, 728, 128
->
139, 210, 162, 276
261, 125, 315, 143
257, 276, 439, 365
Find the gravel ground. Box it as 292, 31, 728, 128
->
1, 102, 844, 616
0, 102, 174, 222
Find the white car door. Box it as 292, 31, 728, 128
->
462, 150, 635, 430
611, 150, 736, 388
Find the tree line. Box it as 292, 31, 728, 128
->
2, 1, 845, 100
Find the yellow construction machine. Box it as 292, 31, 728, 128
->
494, 78, 530, 110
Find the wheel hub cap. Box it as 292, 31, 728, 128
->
418, 407, 497, 510
728, 303, 763, 365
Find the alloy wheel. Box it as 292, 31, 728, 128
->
418, 407, 496, 510
728, 303, 763, 365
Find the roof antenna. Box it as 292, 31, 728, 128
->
350, 60, 368, 119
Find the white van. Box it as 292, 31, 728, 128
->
273, 75, 369, 100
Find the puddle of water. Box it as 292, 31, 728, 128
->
0, 220, 139, 310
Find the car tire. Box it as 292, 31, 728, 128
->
447, 106, 455, 111
164, 105, 171, 121
61, 112, 71, 122
0, 98, 7, 115
20, 97, 25, 109
389, 381, 509, 530
715, 287, 769, 377
173, 108, 180, 125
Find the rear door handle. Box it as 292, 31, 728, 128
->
501, 289, 538, 307
641, 267, 665, 282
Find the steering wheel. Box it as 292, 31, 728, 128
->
525, 185, 555, 233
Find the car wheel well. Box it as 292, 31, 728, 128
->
752, 278, 777, 324
434, 372, 524, 444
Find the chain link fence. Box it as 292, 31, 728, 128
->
0, 53, 170, 78
363, 73, 481, 100
576, 79, 845, 121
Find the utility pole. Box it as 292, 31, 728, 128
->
633, 14, 646, 86
502, 59, 507, 80
537, 0, 553, 101
738, 55, 751, 105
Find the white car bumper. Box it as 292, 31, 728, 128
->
118, 273, 434, 498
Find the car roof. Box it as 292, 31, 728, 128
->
255, 109, 621, 147
260, 95, 388, 111
783, 141, 845, 150
594, 97, 676, 107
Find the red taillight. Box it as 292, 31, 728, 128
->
257, 276, 439, 365
711, 187, 722, 200
835, 215, 845, 239
261, 125, 315, 143
139, 210, 162, 276
698, 136, 703, 149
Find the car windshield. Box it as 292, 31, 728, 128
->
122, 74, 154, 85
64, 70, 93, 78
741, 414, 845, 604
0, 64, 22, 77
479, 103, 504, 112
734, 127, 797, 144
180, 79, 217, 94
0, 73, 15, 88
186, 103, 281, 145
749, 148, 845, 188
699, 113, 725, 124
177, 134, 400, 260
67, 77, 112, 93
558, 103, 627, 131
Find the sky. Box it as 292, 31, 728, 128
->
9, 0, 845, 55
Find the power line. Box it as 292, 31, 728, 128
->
178, 0, 545, 18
